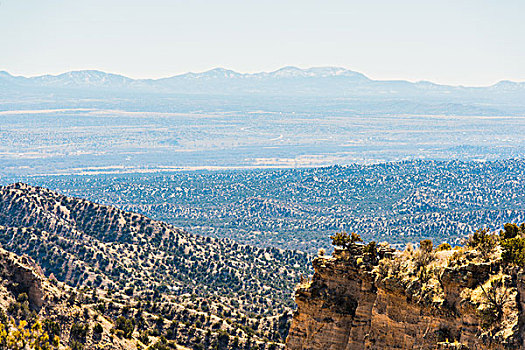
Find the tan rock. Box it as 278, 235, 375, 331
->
286, 247, 524, 350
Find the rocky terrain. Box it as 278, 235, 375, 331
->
286, 226, 525, 349
0, 183, 310, 349
0, 245, 138, 349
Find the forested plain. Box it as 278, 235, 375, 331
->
19, 159, 525, 253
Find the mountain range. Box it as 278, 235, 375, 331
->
2, 67, 525, 101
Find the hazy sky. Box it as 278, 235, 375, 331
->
1, 0, 524, 86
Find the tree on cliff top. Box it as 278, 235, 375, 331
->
330, 232, 362, 250
500, 223, 525, 267
500, 223, 525, 240
467, 228, 498, 259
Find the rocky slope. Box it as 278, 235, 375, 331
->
0, 246, 139, 350
286, 232, 525, 350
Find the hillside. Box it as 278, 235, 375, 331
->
0, 183, 310, 349
0, 245, 139, 349
286, 227, 525, 349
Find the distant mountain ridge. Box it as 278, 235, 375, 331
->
2, 66, 524, 98
0, 66, 369, 83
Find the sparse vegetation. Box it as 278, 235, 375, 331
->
368, 224, 525, 346
3, 182, 525, 349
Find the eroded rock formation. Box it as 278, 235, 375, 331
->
286, 244, 525, 350
0, 246, 45, 310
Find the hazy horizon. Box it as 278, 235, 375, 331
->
3, 65, 525, 88
1, 0, 524, 86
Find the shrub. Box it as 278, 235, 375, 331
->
155, 316, 164, 331
0, 319, 60, 350
467, 228, 498, 258
17, 293, 28, 303
476, 276, 512, 330
500, 223, 525, 240
93, 323, 103, 334
420, 239, 433, 253
70, 340, 84, 350
151, 336, 169, 350
437, 243, 452, 251
501, 237, 525, 267
217, 330, 230, 347
70, 322, 89, 342
414, 240, 435, 269
500, 223, 525, 266
44, 318, 61, 338
363, 241, 378, 264
114, 316, 134, 339
448, 248, 466, 267
139, 330, 150, 345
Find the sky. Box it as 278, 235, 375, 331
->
1, 0, 524, 86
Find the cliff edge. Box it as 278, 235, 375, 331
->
286, 228, 525, 349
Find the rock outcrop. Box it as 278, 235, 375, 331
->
0, 246, 45, 310
286, 244, 525, 350
0, 245, 143, 350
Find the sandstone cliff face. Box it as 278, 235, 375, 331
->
0, 246, 45, 309
286, 246, 525, 350
0, 245, 143, 350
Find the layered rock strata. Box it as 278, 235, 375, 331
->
286, 246, 525, 350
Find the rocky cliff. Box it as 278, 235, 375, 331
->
286, 239, 525, 350
0, 246, 46, 310
0, 245, 144, 349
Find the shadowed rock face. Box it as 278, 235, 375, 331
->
0, 247, 44, 310
0, 246, 149, 350
286, 246, 525, 350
